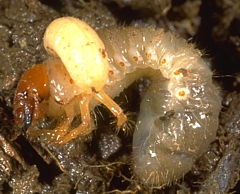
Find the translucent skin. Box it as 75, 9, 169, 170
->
97, 27, 221, 186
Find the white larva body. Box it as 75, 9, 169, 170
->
37, 17, 221, 186
97, 27, 221, 186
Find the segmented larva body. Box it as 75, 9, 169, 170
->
97, 27, 221, 186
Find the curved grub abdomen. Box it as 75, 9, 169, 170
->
98, 26, 221, 186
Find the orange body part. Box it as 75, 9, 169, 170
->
13, 65, 49, 131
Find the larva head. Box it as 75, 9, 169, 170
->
13, 64, 50, 130
43, 17, 109, 94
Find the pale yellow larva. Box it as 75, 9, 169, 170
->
96, 26, 221, 186
26, 17, 221, 186
43, 17, 109, 94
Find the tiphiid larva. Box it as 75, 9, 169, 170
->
97, 27, 221, 186
13, 17, 221, 187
